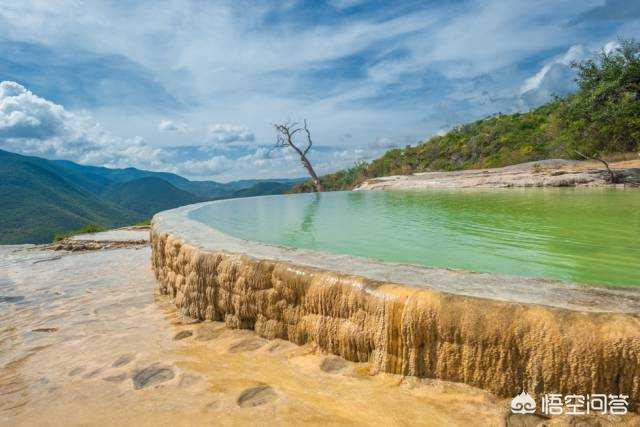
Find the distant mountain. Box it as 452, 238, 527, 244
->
231, 181, 294, 198
0, 149, 138, 244
101, 177, 202, 217
51, 159, 193, 189
0, 149, 303, 244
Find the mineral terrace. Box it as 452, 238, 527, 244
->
151, 202, 640, 422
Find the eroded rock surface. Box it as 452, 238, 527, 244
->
151, 227, 640, 409
2, 241, 520, 426
236, 385, 278, 407
131, 365, 175, 389
355, 158, 640, 190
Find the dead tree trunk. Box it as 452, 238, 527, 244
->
575, 150, 619, 183
274, 120, 323, 192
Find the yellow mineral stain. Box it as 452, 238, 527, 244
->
151, 228, 640, 409
0, 244, 507, 426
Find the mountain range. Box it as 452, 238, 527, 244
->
0, 149, 303, 244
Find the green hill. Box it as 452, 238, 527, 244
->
231, 181, 293, 198
100, 177, 202, 217
295, 39, 640, 192
0, 149, 139, 244
0, 149, 304, 244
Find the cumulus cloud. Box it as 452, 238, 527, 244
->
520, 45, 589, 94
0, 81, 228, 176
0, 0, 625, 167
0, 81, 390, 181
603, 40, 620, 54
158, 119, 190, 133
208, 124, 255, 144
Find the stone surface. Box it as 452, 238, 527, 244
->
1, 241, 533, 426
354, 158, 640, 190
173, 330, 193, 340
236, 385, 278, 407
131, 365, 175, 389
151, 207, 640, 409
151, 202, 640, 315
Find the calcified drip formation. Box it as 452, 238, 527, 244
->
151, 227, 640, 408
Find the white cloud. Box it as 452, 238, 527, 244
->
0, 1, 628, 180
158, 119, 190, 133
603, 40, 620, 54
520, 44, 589, 94
0, 81, 392, 181
0, 81, 208, 174
208, 123, 254, 144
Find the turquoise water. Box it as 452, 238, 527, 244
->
189, 190, 640, 287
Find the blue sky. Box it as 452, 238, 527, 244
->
0, 0, 639, 181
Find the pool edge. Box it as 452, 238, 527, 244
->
150, 202, 640, 409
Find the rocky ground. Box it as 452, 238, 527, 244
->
1, 229, 638, 426
355, 158, 640, 190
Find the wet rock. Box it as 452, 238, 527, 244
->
82, 368, 103, 379
228, 338, 265, 353
237, 385, 278, 407
178, 374, 200, 387
152, 228, 640, 406
173, 330, 193, 340
103, 373, 127, 383
266, 342, 282, 352
47, 239, 148, 252
320, 356, 348, 373
178, 312, 202, 324
0, 295, 25, 304
131, 365, 175, 389
68, 367, 84, 376
112, 354, 134, 368
32, 327, 58, 333
195, 327, 223, 341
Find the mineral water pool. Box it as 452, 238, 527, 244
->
188, 189, 640, 287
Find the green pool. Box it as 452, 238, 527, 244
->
189, 189, 640, 287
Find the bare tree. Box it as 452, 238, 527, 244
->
574, 150, 620, 184
274, 120, 323, 192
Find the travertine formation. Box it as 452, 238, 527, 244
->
355, 158, 640, 190
151, 226, 640, 408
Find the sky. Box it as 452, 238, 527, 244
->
0, 0, 639, 182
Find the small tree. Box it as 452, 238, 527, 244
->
558, 38, 640, 183
274, 120, 323, 192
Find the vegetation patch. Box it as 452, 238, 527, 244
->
295, 39, 640, 192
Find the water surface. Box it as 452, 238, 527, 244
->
189, 190, 640, 287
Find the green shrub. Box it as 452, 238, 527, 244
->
293, 38, 640, 193
53, 224, 106, 242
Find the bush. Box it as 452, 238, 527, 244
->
294, 38, 640, 192
53, 224, 106, 242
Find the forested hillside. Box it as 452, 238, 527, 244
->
0, 150, 302, 243
295, 39, 640, 192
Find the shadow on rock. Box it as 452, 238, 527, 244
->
131, 365, 175, 390
237, 385, 278, 408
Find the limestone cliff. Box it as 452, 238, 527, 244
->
151, 227, 640, 409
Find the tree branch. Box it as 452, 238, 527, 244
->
302, 119, 313, 156
273, 120, 323, 192
574, 150, 619, 183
